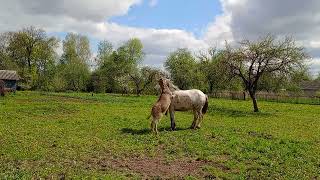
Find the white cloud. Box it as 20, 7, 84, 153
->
149, 0, 158, 7
86, 22, 209, 67
203, 14, 233, 48
205, 0, 320, 75
8, 0, 142, 22
309, 41, 320, 49
308, 58, 320, 77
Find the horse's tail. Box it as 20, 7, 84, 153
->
202, 95, 208, 114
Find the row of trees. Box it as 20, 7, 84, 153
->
0, 27, 315, 111
0, 27, 167, 95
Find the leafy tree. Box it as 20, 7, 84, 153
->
117, 38, 145, 74
8, 27, 46, 72
98, 50, 126, 93
0, 33, 18, 70
223, 35, 308, 112
96, 40, 113, 67
165, 48, 202, 90
52, 69, 68, 92
129, 66, 158, 96
258, 67, 310, 92
32, 36, 59, 90
94, 38, 145, 94
316, 72, 320, 81
115, 74, 132, 95
198, 48, 242, 93
89, 40, 114, 93
59, 33, 91, 91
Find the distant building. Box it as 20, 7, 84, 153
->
0, 70, 20, 91
300, 80, 320, 96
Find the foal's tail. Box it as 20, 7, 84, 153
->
202, 95, 208, 114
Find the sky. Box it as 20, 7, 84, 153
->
0, 0, 320, 76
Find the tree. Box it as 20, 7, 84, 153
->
198, 48, 242, 93
1, 27, 59, 90
95, 38, 145, 94
7, 27, 46, 73
96, 40, 113, 67
316, 72, 320, 81
129, 66, 158, 96
258, 67, 310, 92
32, 36, 59, 90
118, 38, 145, 74
165, 48, 203, 90
93, 38, 157, 95
59, 33, 91, 91
0, 33, 18, 70
223, 35, 308, 112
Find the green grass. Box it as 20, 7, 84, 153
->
0, 91, 319, 179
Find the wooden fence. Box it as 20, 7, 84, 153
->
208, 91, 320, 105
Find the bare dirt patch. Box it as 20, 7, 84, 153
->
86, 153, 231, 179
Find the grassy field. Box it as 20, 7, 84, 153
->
0, 91, 319, 179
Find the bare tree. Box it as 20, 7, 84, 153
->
223, 35, 308, 112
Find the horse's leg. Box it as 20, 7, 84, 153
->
191, 110, 198, 129
169, 107, 176, 131
196, 110, 203, 129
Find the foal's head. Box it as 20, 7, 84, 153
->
158, 78, 170, 93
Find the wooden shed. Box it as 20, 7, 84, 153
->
0, 70, 20, 91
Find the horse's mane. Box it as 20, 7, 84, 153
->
155, 78, 180, 93
167, 79, 180, 91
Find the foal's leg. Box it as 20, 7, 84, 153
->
155, 120, 159, 134
151, 118, 158, 134
150, 118, 156, 133
151, 114, 162, 134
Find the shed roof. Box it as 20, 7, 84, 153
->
0, 70, 20, 80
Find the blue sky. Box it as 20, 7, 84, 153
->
111, 0, 221, 37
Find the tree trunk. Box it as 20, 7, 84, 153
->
137, 89, 142, 96
27, 47, 32, 72
27, 58, 31, 71
136, 84, 142, 96
209, 82, 213, 94
249, 90, 259, 112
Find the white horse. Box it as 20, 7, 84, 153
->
166, 81, 208, 130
